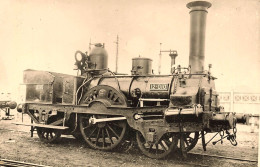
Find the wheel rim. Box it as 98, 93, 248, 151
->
182, 132, 199, 152
37, 128, 61, 143
136, 132, 178, 159
79, 115, 127, 151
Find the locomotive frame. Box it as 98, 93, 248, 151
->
15, 1, 244, 159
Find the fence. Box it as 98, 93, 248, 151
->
219, 91, 260, 116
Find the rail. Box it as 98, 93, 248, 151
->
0, 159, 51, 167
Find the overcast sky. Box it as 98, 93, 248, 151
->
0, 0, 259, 97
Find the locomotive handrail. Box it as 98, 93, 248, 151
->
139, 98, 169, 101
91, 73, 213, 78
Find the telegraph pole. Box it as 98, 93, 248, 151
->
115, 35, 119, 73
159, 43, 162, 74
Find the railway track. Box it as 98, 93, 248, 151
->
0, 159, 51, 167
167, 152, 258, 167
188, 152, 258, 163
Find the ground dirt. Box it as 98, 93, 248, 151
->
0, 115, 259, 167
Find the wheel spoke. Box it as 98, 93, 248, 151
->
83, 124, 92, 130
107, 124, 120, 138
112, 122, 124, 128
88, 127, 97, 139
164, 138, 172, 147
159, 141, 167, 151
155, 144, 159, 154
113, 95, 119, 102
95, 128, 101, 145
47, 132, 51, 140
105, 127, 114, 144
109, 93, 114, 100
102, 128, 106, 148
148, 143, 153, 152
44, 132, 47, 139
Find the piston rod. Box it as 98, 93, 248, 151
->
89, 117, 127, 124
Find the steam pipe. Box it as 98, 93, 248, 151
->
187, 1, 211, 73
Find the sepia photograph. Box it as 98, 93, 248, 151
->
0, 0, 259, 166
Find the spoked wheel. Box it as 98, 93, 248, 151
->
79, 85, 129, 150
136, 132, 178, 159
79, 115, 127, 151
178, 132, 199, 152
36, 115, 62, 143
37, 128, 62, 143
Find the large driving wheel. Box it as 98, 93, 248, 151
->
79, 115, 127, 150
136, 132, 178, 159
79, 85, 128, 150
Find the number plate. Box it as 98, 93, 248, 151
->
150, 84, 169, 91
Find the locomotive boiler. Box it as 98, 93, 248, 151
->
16, 1, 243, 159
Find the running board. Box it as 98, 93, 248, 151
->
13, 122, 69, 130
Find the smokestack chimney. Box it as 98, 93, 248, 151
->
187, 1, 211, 73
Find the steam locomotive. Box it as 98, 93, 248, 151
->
16, 1, 243, 159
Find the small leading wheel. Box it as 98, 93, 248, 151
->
36, 128, 61, 143
182, 132, 199, 152
79, 115, 127, 151
36, 115, 62, 143
136, 132, 178, 159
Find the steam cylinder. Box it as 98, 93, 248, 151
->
89, 44, 108, 70
187, 1, 211, 73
